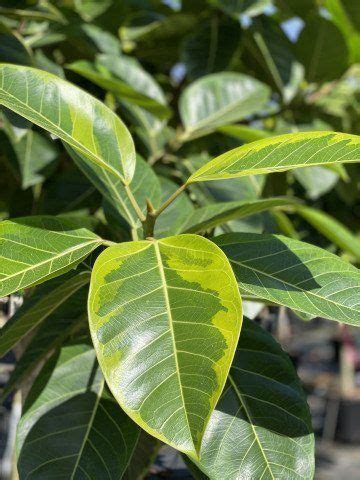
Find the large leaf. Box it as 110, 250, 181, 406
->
192, 318, 314, 479
296, 16, 349, 83
88, 234, 242, 457
0, 216, 101, 297
295, 205, 360, 261
187, 132, 360, 183
181, 17, 241, 80
0, 282, 88, 402
179, 72, 270, 140
182, 197, 299, 233
0, 271, 90, 358
67, 146, 161, 232
0, 64, 136, 184
244, 16, 304, 103
16, 342, 140, 479
217, 232, 360, 325
67, 59, 171, 120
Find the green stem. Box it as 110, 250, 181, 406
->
102, 239, 117, 247
154, 184, 187, 219
124, 184, 146, 222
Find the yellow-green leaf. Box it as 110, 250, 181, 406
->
187, 131, 360, 183
0, 64, 136, 184
88, 234, 242, 457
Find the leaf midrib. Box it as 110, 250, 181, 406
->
153, 241, 194, 452
228, 374, 276, 480
70, 379, 105, 479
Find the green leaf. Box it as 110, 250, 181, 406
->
88, 234, 242, 457
0, 281, 88, 402
293, 166, 339, 200
244, 16, 304, 103
98, 53, 171, 156
2, 123, 59, 189
154, 177, 194, 238
0, 216, 101, 297
0, 22, 33, 65
17, 342, 140, 479
296, 16, 349, 83
217, 124, 271, 143
192, 318, 314, 479
217, 232, 360, 325
0, 64, 136, 184
179, 72, 270, 140
324, 0, 360, 62
182, 197, 299, 233
67, 147, 161, 232
181, 17, 241, 80
0, 271, 90, 358
67, 59, 171, 120
295, 205, 360, 262
210, 0, 273, 18
187, 132, 360, 183
123, 432, 160, 480
38, 167, 99, 215
74, 0, 112, 21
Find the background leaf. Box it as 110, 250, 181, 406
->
179, 72, 271, 139
192, 318, 314, 480
182, 197, 299, 233
217, 232, 360, 325
17, 342, 140, 479
0, 216, 100, 297
296, 15, 349, 83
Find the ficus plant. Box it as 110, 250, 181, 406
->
0, 1, 360, 479
0, 62, 360, 479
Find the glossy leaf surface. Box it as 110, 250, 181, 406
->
179, 72, 270, 139
187, 132, 360, 183
0, 216, 100, 297
88, 235, 242, 456
217, 233, 360, 325
193, 318, 314, 479
0, 64, 136, 184
17, 343, 140, 479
